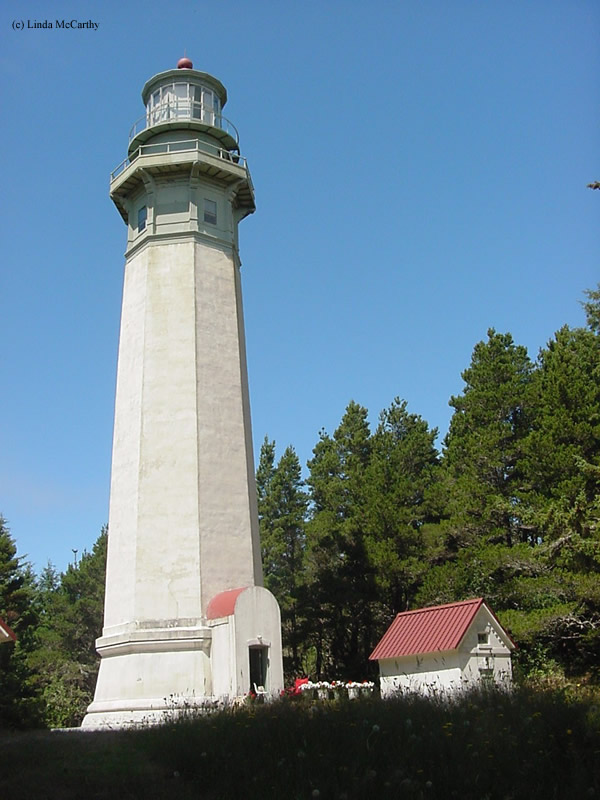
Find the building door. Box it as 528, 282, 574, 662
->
249, 646, 268, 692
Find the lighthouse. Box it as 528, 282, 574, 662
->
82, 59, 283, 727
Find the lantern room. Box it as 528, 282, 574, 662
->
128, 58, 239, 156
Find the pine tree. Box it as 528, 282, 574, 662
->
429, 296, 600, 678
363, 398, 441, 617
581, 283, 600, 334
524, 312, 600, 541
442, 330, 535, 547
256, 436, 277, 530
27, 528, 107, 727
512, 288, 600, 550
0, 516, 41, 727
258, 443, 308, 678
305, 402, 375, 678
510, 291, 600, 676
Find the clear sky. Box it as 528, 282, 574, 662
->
1, 0, 598, 574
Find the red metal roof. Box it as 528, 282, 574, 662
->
369, 598, 485, 660
0, 616, 16, 644
205, 587, 247, 620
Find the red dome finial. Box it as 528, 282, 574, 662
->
177, 57, 193, 69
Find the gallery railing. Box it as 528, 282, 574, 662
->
110, 138, 248, 183
129, 101, 240, 145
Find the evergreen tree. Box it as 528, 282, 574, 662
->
27, 528, 107, 727
363, 398, 441, 616
581, 283, 600, 334
0, 516, 41, 727
510, 290, 600, 675
256, 436, 277, 530
520, 289, 600, 558
258, 442, 308, 679
428, 294, 600, 678
442, 330, 535, 547
524, 316, 600, 541
305, 402, 376, 678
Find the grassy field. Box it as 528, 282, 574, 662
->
2, 684, 599, 799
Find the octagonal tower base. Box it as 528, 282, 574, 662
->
82, 587, 282, 728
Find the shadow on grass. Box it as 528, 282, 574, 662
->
2, 685, 599, 799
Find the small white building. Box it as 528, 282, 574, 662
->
206, 586, 283, 700
370, 598, 515, 697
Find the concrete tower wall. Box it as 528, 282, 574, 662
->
104, 228, 264, 629
83, 62, 281, 727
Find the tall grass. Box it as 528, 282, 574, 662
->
2, 684, 599, 799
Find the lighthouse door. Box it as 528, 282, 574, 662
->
249, 646, 268, 693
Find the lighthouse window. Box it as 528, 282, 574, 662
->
174, 83, 189, 119
192, 85, 203, 119
150, 90, 161, 123
145, 82, 222, 128
202, 89, 215, 125
204, 199, 217, 225
138, 205, 147, 232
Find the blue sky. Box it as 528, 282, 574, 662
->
1, 0, 598, 573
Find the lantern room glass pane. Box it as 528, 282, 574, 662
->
144, 81, 224, 131
162, 84, 176, 120
174, 83, 189, 119
192, 85, 202, 119
148, 90, 161, 124
202, 89, 215, 125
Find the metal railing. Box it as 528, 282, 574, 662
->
110, 138, 248, 183
129, 101, 240, 144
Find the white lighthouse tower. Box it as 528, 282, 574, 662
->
82, 59, 283, 727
